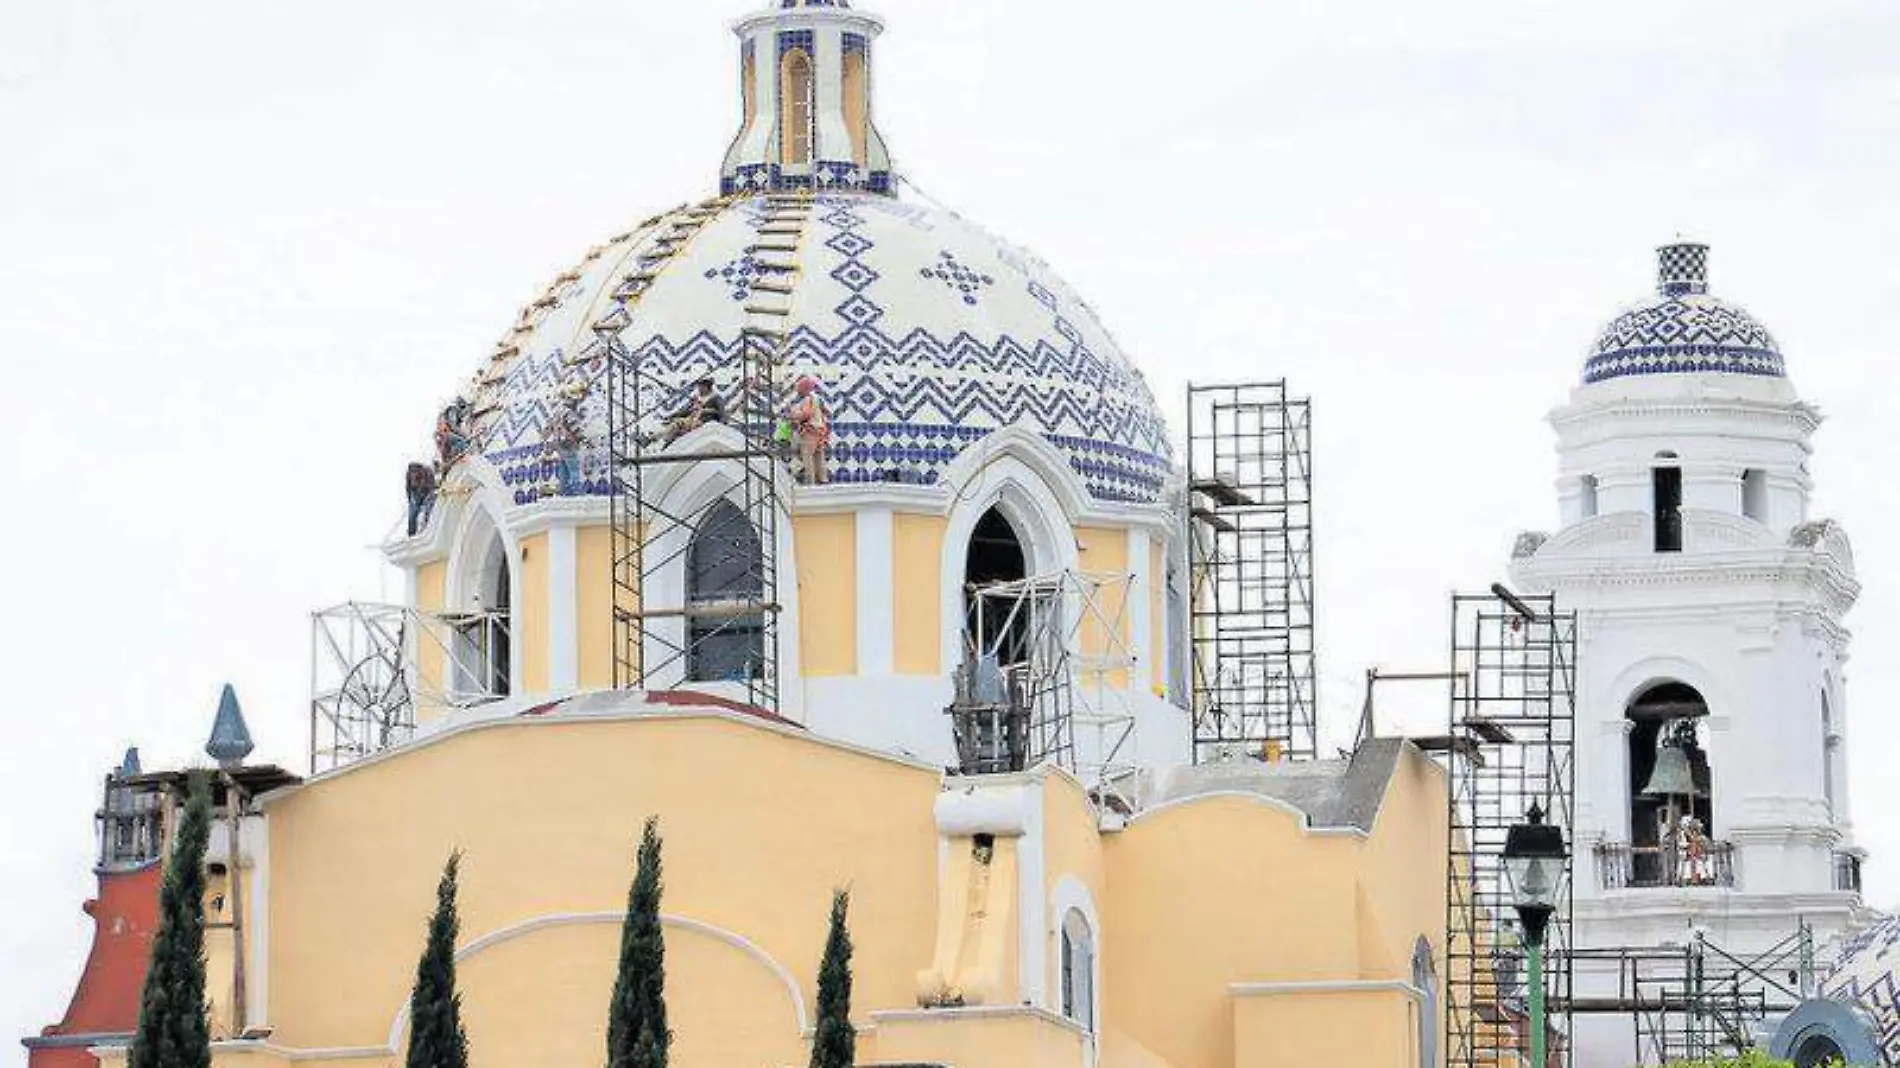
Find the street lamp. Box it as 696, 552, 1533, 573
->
1503, 803, 1568, 1068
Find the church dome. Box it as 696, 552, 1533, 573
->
466, 194, 1172, 505
1582, 242, 1786, 385
453, 0, 1172, 508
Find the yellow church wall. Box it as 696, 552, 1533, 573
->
458, 916, 803, 1068
258, 713, 942, 1062
1075, 525, 1131, 688
1102, 797, 1364, 1068
575, 523, 616, 689
415, 560, 447, 723
1354, 745, 1452, 979
518, 532, 549, 694
892, 513, 943, 675
1231, 984, 1418, 1068
795, 513, 857, 677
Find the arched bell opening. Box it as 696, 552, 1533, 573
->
964, 507, 1030, 668
1626, 682, 1714, 886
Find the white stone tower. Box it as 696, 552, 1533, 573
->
1510, 242, 1866, 1066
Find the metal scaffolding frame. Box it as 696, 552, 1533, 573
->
1435, 587, 1579, 1068
309, 601, 511, 774
1567, 925, 1816, 1067
949, 570, 1141, 811
1186, 381, 1317, 763
582, 193, 814, 714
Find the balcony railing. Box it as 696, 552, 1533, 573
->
1596, 839, 1736, 890
1834, 852, 1864, 894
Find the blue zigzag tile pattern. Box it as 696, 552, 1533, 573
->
1822, 912, 1900, 1065
467, 193, 1176, 508
1584, 295, 1786, 384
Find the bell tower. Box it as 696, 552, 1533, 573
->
1511, 242, 1865, 1065
720, 0, 895, 195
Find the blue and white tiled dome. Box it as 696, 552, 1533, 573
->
466, 192, 1173, 505
1583, 243, 1787, 385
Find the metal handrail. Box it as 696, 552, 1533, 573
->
1596, 839, 1736, 889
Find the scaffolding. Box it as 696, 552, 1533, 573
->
1186, 381, 1316, 763
1567, 926, 1815, 1065
309, 602, 511, 774
1435, 587, 1579, 1068
582, 193, 813, 714
948, 570, 1141, 811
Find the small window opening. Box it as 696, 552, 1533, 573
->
1060, 910, 1096, 1033
1579, 475, 1599, 519
1822, 690, 1839, 819
687, 501, 765, 682
1413, 938, 1439, 1068
1743, 469, 1768, 522
1653, 466, 1683, 553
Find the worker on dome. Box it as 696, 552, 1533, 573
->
656, 376, 726, 446
788, 375, 831, 485
404, 462, 437, 537
434, 396, 472, 473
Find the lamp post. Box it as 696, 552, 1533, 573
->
1503, 803, 1568, 1068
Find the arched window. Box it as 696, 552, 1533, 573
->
1413, 937, 1439, 1068
1060, 909, 1096, 1033
687, 501, 765, 682
780, 50, 813, 166
1627, 682, 1713, 885
964, 507, 1030, 667
842, 41, 869, 167
1579, 474, 1599, 519
454, 531, 513, 699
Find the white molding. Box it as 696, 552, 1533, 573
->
1229, 979, 1424, 1001
868, 1003, 1091, 1036
255, 696, 945, 803
1017, 779, 1047, 1009
386, 911, 809, 1054
1124, 790, 1369, 840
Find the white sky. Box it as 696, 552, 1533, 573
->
3, 0, 1897, 1057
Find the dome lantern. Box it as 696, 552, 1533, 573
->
1656, 241, 1710, 297
721, 0, 894, 196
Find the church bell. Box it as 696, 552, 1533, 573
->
1641, 728, 1705, 799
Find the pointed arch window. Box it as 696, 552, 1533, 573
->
1413, 937, 1439, 1068
688, 501, 766, 682
1060, 909, 1096, 1034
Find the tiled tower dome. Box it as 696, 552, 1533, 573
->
456, 0, 1173, 506
1583, 242, 1787, 385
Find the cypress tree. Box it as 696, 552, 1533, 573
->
808, 890, 855, 1068
130, 771, 213, 1068
405, 852, 470, 1068
607, 817, 670, 1068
